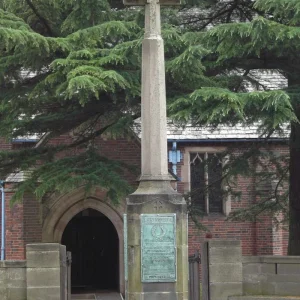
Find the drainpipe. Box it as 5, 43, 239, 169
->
1, 180, 5, 260
168, 141, 182, 190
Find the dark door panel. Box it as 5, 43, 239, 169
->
62, 213, 119, 292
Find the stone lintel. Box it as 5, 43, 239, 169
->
0, 261, 27, 268
26, 243, 61, 252
242, 255, 300, 264
208, 239, 241, 248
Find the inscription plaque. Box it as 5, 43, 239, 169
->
141, 214, 176, 282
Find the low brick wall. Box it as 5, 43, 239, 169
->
0, 260, 27, 300
243, 256, 300, 296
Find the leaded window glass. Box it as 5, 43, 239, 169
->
190, 152, 223, 214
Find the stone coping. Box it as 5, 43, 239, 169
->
206, 239, 241, 247
26, 243, 62, 251
0, 260, 27, 268
229, 297, 300, 300
242, 256, 300, 264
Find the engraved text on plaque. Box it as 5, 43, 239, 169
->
141, 214, 176, 282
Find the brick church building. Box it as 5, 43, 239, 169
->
0, 122, 289, 294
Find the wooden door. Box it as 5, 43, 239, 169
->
62, 215, 119, 291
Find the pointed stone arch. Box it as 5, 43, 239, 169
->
42, 187, 125, 294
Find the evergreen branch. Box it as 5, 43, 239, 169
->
225, 0, 238, 23
25, 0, 54, 37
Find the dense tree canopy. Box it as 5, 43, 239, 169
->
170, 0, 300, 254
0, 0, 211, 202
0, 0, 300, 253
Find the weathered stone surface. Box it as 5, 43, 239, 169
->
0, 260, 27, 300
126, 291, 188, 300
26, 250, 61, 268
243, 256, 300, 264
27, 287, 61, 300
209, 264, 242, 283
0, 261, 26, 268
260, 282, 275, 295
0, 288, 8, 300
209, 282, 243, 300
209, 245, 242, 263
261, 264, 276, 274
27, 268, 60, 287
124, 0, 189, 297
144, 291, 187, 300
126, 192, 188, 300
201, 240, 243, 300
277, 263, 300, 274
7, 267, 26, 282
266, 274, 300, 283
242, 255, 300, 297
7, 287, 27, 300
208, 240, 240, 248
26, 243, 67, 300
229, 296, 300, 300
274, 282, 300, 296
243, 282, 262, 295
243, 264, 261, 277
26, 243, 61, 252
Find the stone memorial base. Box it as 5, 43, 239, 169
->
126, 181, 188, 300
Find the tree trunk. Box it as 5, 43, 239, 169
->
288, 119, 300, 255
288, 75, 300, 255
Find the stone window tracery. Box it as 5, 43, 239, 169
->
190, 152, 223, 214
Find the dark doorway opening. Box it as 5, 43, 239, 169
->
62, 208, 119, 293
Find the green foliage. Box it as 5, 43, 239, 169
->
0, 0, 211, 203
167, 0, 300, 253
12, 149, 134, 204
1, 0, 300, 255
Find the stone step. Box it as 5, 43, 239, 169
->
72, 292, 122, 300
229, 296, 300, 300
72, 294, 96, 300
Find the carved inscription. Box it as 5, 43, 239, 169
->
141, 214, 176, 282
153, 200, 163, 211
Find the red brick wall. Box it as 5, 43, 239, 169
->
0, 137, 12, 151
171, 142, 289, 257
5, 191, 25, 259
23, 194, 42, 246
0, 137, 290, 260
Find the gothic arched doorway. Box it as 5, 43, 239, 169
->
61, 208, 119, 293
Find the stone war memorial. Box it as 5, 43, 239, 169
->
123, 0, 189, 299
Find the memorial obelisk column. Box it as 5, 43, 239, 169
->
124, 0, 188, 299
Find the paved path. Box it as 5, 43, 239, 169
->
72, 292, 122, 300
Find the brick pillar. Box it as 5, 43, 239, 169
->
26, 243, 67, 300
201, 240, 243, 300
255, 214, 274, 255
5, 190, 25, 259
